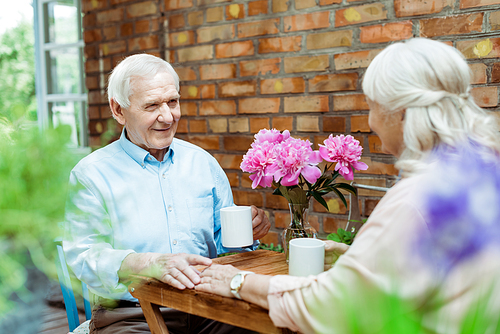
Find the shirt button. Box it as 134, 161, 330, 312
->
173, 240, 177, 245
148, 157, 152, 161
162, 173, 166, 179
168, 205, 173, 212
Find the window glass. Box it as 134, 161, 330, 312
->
35, 0, 88, 149
46, 48, 81, 94
44, 0, 78, 44
50, 101, 85, 147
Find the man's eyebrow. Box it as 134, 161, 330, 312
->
144, 94, 180, 104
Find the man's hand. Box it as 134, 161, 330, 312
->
250, 205, 270, 240
151, 253, 213, 289
324, 240, 349, 270
119, 252, 212, 290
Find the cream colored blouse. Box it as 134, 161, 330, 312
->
267, 174, 500, 333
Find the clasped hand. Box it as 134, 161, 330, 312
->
120, 206, 270, 289
119, 252, 212, 289
121, 239, 348, 292
196, 240, 350, 299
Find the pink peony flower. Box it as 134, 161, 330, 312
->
319, 134, 368, 180
253, 128, 290, 146
240, 141, 276, 189
268, 137, 322, 186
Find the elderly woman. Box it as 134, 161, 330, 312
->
195, 38, 500, 333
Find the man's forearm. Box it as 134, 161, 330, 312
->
118, 252, 159, 280
119, 252, 213, 289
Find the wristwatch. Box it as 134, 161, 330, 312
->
230, 271, 255, 300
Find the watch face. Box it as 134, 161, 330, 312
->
230, 274, 243, 290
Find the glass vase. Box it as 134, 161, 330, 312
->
282, 201, 317, 263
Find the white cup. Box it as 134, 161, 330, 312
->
220, 206, 254, 248
288, 238, 325, 276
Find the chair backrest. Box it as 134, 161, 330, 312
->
55, 244, 91, 331
347, 182, 389, 235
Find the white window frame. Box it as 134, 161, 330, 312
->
33, 0, 89, 150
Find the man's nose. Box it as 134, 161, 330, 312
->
157, 103, 174, 123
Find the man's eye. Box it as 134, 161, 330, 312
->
168, 100, 178, 107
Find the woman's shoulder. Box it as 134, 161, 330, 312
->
372, 174, 427, 212
352, 174, 429, 251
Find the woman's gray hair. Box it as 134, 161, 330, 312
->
362, 38, 500, 176
107, 54, 179, 109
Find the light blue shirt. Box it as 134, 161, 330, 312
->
63, 130, 257, 301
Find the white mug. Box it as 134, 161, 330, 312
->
288, 238, 325, 276
220, 206, 253, 248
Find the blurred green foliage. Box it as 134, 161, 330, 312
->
327, 228, 355, 245
257, 242, 284, 253
310, 279, 498, 333
327, 219, 367, 245
0, 20, 37, 124
217, 243, 284, 257
0, 120, 81, 315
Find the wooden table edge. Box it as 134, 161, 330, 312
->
128, 250, 294, 334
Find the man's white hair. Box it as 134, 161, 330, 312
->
362, 38, 500, 176
107, 54, 179, 109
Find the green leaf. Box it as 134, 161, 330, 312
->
327, 233, 341, 242
312, 191, 329, 210
332, 183, 358, 196
288, 187, 307, 204
331, 188, 348, 209
257, 243, 284, 253
323, 177, 335, 187
277, 185, 292, 202
337, 228, 347, 238
313, 176, 326, 189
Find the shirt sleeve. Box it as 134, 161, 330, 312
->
63, 169, 135, 299
266, 180, 437, 333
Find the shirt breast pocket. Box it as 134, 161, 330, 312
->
186, 196, 215, 247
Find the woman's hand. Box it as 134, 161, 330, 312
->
324, 240, 349, 270
197, 263, 271, 309
195, 264, 239, 298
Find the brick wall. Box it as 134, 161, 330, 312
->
82, 0, 500, 245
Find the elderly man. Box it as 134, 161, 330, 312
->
63, 54, 270, 333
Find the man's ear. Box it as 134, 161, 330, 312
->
110, 99, 126, 126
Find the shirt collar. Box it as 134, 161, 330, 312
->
118, 129, 175, 167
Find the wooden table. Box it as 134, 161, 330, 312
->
128, 250, 296, 334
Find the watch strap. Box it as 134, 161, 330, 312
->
230, 271, 255, 300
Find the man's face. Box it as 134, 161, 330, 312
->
117, 72, 181, 159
